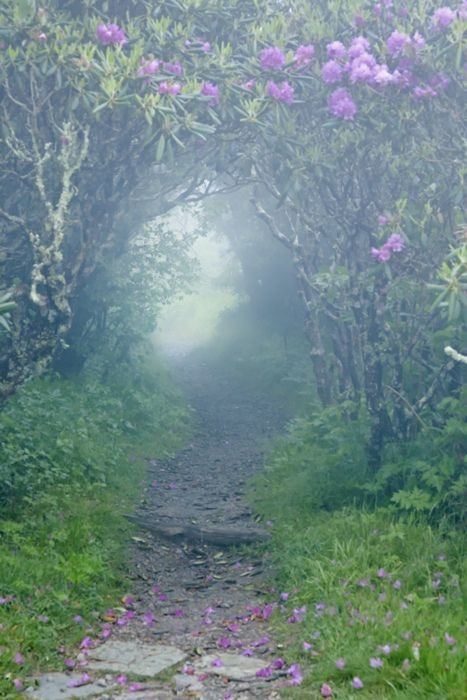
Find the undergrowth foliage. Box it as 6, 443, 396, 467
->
0, 353, 190, 697
256, 509, 466, 699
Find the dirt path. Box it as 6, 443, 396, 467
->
30, 355, 294, 700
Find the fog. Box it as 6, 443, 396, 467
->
153, 231, 241, 358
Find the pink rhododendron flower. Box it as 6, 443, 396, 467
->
387, 30, 410, 55
303, 641, 313, 651
201, 41, 211, 52
432, 6, 456, 29
352, 676, 364, 689
321, 683, 333, 697
252, 635, 269, 647
335, 657, 346, 670
13, 679, 24, 692
116, 674, 128, 684
73, 615, 83, 623
171, 608, 184, 617
280, 591, 289, 601
322, 60, 343, 84
327, 41, 346, 59
386, 233, 404, 251
122, 595, 135, 607
159, 81, 182, 96
294, 44, 315, 68
96, 23, 127, 46
242, 648, 253, 656
260, 46, 286, 71
372, 64, 395, 85
413, 85, 437, 99
348, 36, 370, 58
200, 82, 220, 106
137, 59, 160, 77
212, 658, 224, 667
273, 658, 285, 669
411, 31, 426, 50
163, 62, 183, 76
64, 658, 76, 669
228, 622, 240, 632
266, 80, 295, 104
328, 88, 357, 119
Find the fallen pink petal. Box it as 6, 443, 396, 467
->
68, 673, 92, 688
79, 637, 94, 649
256, 665, 273, 678
287, 663, 303, 685
217, 636, 232, 648
129, 682, 146, 692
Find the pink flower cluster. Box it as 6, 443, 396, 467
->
260, 46, 286, 71
201, 82, 220, 106
371, 233, 405, 262
294, 44, 315, 69
137, 59, 160, 77
96, 23, 127, 46
327, 88, 357, 120
266, 80, 295, 104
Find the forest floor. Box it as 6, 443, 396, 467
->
28, 352, 293, 699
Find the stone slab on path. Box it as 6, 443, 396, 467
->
195, 653, 270, 681
86, 639, 187, 677
26, 673, 116, 700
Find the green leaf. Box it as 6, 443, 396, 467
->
155, 133, 165, 162
14, 0, 36, 22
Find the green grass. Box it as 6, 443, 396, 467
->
251, 505, 466, 698
0, 355, 191, 697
